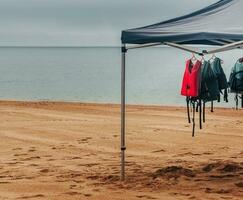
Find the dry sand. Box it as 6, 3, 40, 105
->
0, 101, 242, 200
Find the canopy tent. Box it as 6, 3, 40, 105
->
120, 0, 243, 181
122, 0, 243, 46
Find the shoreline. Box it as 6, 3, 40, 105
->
0, 99, 238, 110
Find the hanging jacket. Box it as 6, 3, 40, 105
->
211, 57, 228, 102
181, 60, 202, 97
200, 61, 220, 102
229, 60, 243, 93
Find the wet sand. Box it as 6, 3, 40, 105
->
0, 101, 242, 200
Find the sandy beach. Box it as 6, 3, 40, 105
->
0, 100, 242, 200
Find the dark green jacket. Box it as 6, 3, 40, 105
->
211, 57, 228, 90
200, 61, 220, 102
229, 61, 243, 93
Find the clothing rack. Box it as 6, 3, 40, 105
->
126, 40, 243, 56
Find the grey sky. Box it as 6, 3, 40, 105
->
0, 0, 218, 46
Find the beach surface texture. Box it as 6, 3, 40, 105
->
0, 101, 242, 200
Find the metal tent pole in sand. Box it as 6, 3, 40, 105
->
121, 44, 126, 181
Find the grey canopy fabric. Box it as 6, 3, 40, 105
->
121, 0, 243, 45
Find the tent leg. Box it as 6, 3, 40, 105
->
241, 94, 243, 108
121, 44, 126, 181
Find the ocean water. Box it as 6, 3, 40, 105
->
0, 46, 242, 107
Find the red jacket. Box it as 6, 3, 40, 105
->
181, 59, 201, 97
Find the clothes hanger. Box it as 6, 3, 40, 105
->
215, 55, 224, 64
200, 56, 205, 64
191, 53, 197, 60
190, 53, 197, 64
209, 54, 216, 62
209, 54, 224, 64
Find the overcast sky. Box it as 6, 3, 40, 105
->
0, 0, 218, 46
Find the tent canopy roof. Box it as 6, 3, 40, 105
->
121, 0, 243, 46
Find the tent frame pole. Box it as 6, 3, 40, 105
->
121, 44, 127, 181
126, 40, 243, 55
126, 42, 163, 50
126, 42, 204, 55
205, 40, 243, 54
242, 94, 243, 108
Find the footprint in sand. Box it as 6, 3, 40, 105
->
205, 188, 232, 194
153, 129, 161, 133
77, 137, 92, 144
28, 147, 36, 153
220, 146, 230, 150
21, 156, 41, 161
5, 161, 23, 165
188, 196, 196, 199
69, 184, 77, 189
0, 181, 10, 184
136, 195, 157, 199
73, 180, 85, 184
83, 194, 92, 197
151, 149, 165, 153
43, 155, 52, 158
178, 152, 201, 157
51, 144, 66, 150
235, 182, 243, 188
169, 192, 178, 196
39, 169, 49, 173
203, 152, 213, 155
220, 197, 232, 200
239, 151, 243, 156
18, 194, 45, 199
209, 174, 236, 179
205, 188, 213, 193
28, 164, 39, 167
64, 191, 83, 196
236, 120, 242, 125
177, 193, 191, 197
77, 163, 99, 167
230, 156, 237, 159
217, 189, 233, 194
47, 158, 55, 161
12, 148, 22, 151
71, 156, 82, 160
14, 153, 28, 157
